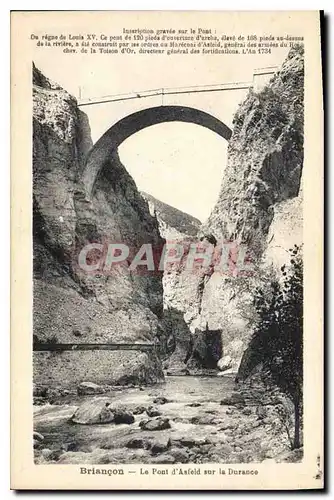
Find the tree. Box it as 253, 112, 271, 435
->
249, 245, 303, 449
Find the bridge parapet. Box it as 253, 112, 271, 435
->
77, 67, 278, 108
33, 342, 156, 352
252, 66, 278, 92
78, 81, 254, 107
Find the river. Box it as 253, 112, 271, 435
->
34, 375, 295, 464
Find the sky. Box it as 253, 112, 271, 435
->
32, 12, 294, 220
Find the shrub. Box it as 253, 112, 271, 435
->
248, 245, 303, 449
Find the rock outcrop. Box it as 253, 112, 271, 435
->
141, 192, 224, 372
141, 191, 201, 239
33, 63, 164, 388
163, 46, 304, 372
202, 46, 304, 251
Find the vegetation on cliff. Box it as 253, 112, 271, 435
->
238, 246, 303, 449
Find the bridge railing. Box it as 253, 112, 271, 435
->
77, 81, 254, 107
33, 342, 156, 352
77, 67, 278, 107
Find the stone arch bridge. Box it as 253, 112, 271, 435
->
78, 67, 277, 197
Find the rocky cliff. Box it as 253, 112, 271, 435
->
165, 46, 304, 373
202, 46, 303, 253
33, 64, 164, 388
139, 192, 207, 372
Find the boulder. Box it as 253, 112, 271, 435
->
132, 405, 147, 415
169, 447, 189, 463
150, 454, 175, 464
172, 436, 209, 448
63, 442, 79, 452
150, 437, 171, 455
261, 458, 276, 464
33, 397, 47, 406
113, 408, 135, 425
242, 407, 252, 415
33, 386, 48, 398
71, 398, 114, 424
220, 393, 245, 406
212, 444, 233, 458
140, 417, 171, 431
217, 355, 233, 372
153, 396, 170, 405
190, 415, 215, 425
198, 444, 213, 454
265, 449, 275, 459
33, 431, 44, 442
126, 438, 150, 450
218, 421, 233, 431
41, 448, 52, 459
45, 448, 64, 461
77, 382, 106, 396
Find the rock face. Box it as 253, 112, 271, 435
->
264, 179, 303, 269
32, 64, 164, 388
142, 192, 224, 372
160, 46, 304, 372
141, 192, 201, 239
202, 46, 304, 249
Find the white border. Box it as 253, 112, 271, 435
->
3, 3, 332, 499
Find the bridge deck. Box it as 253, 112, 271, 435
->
78, 81, 254, 107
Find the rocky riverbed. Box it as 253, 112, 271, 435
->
34, 376, 302, 465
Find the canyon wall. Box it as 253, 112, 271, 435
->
139, 193, 208, 373
164, 46, 304, 372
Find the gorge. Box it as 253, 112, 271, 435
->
33, 45, 304, 464
33, 44, 303, 388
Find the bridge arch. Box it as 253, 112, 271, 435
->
82, 105, 232, 197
